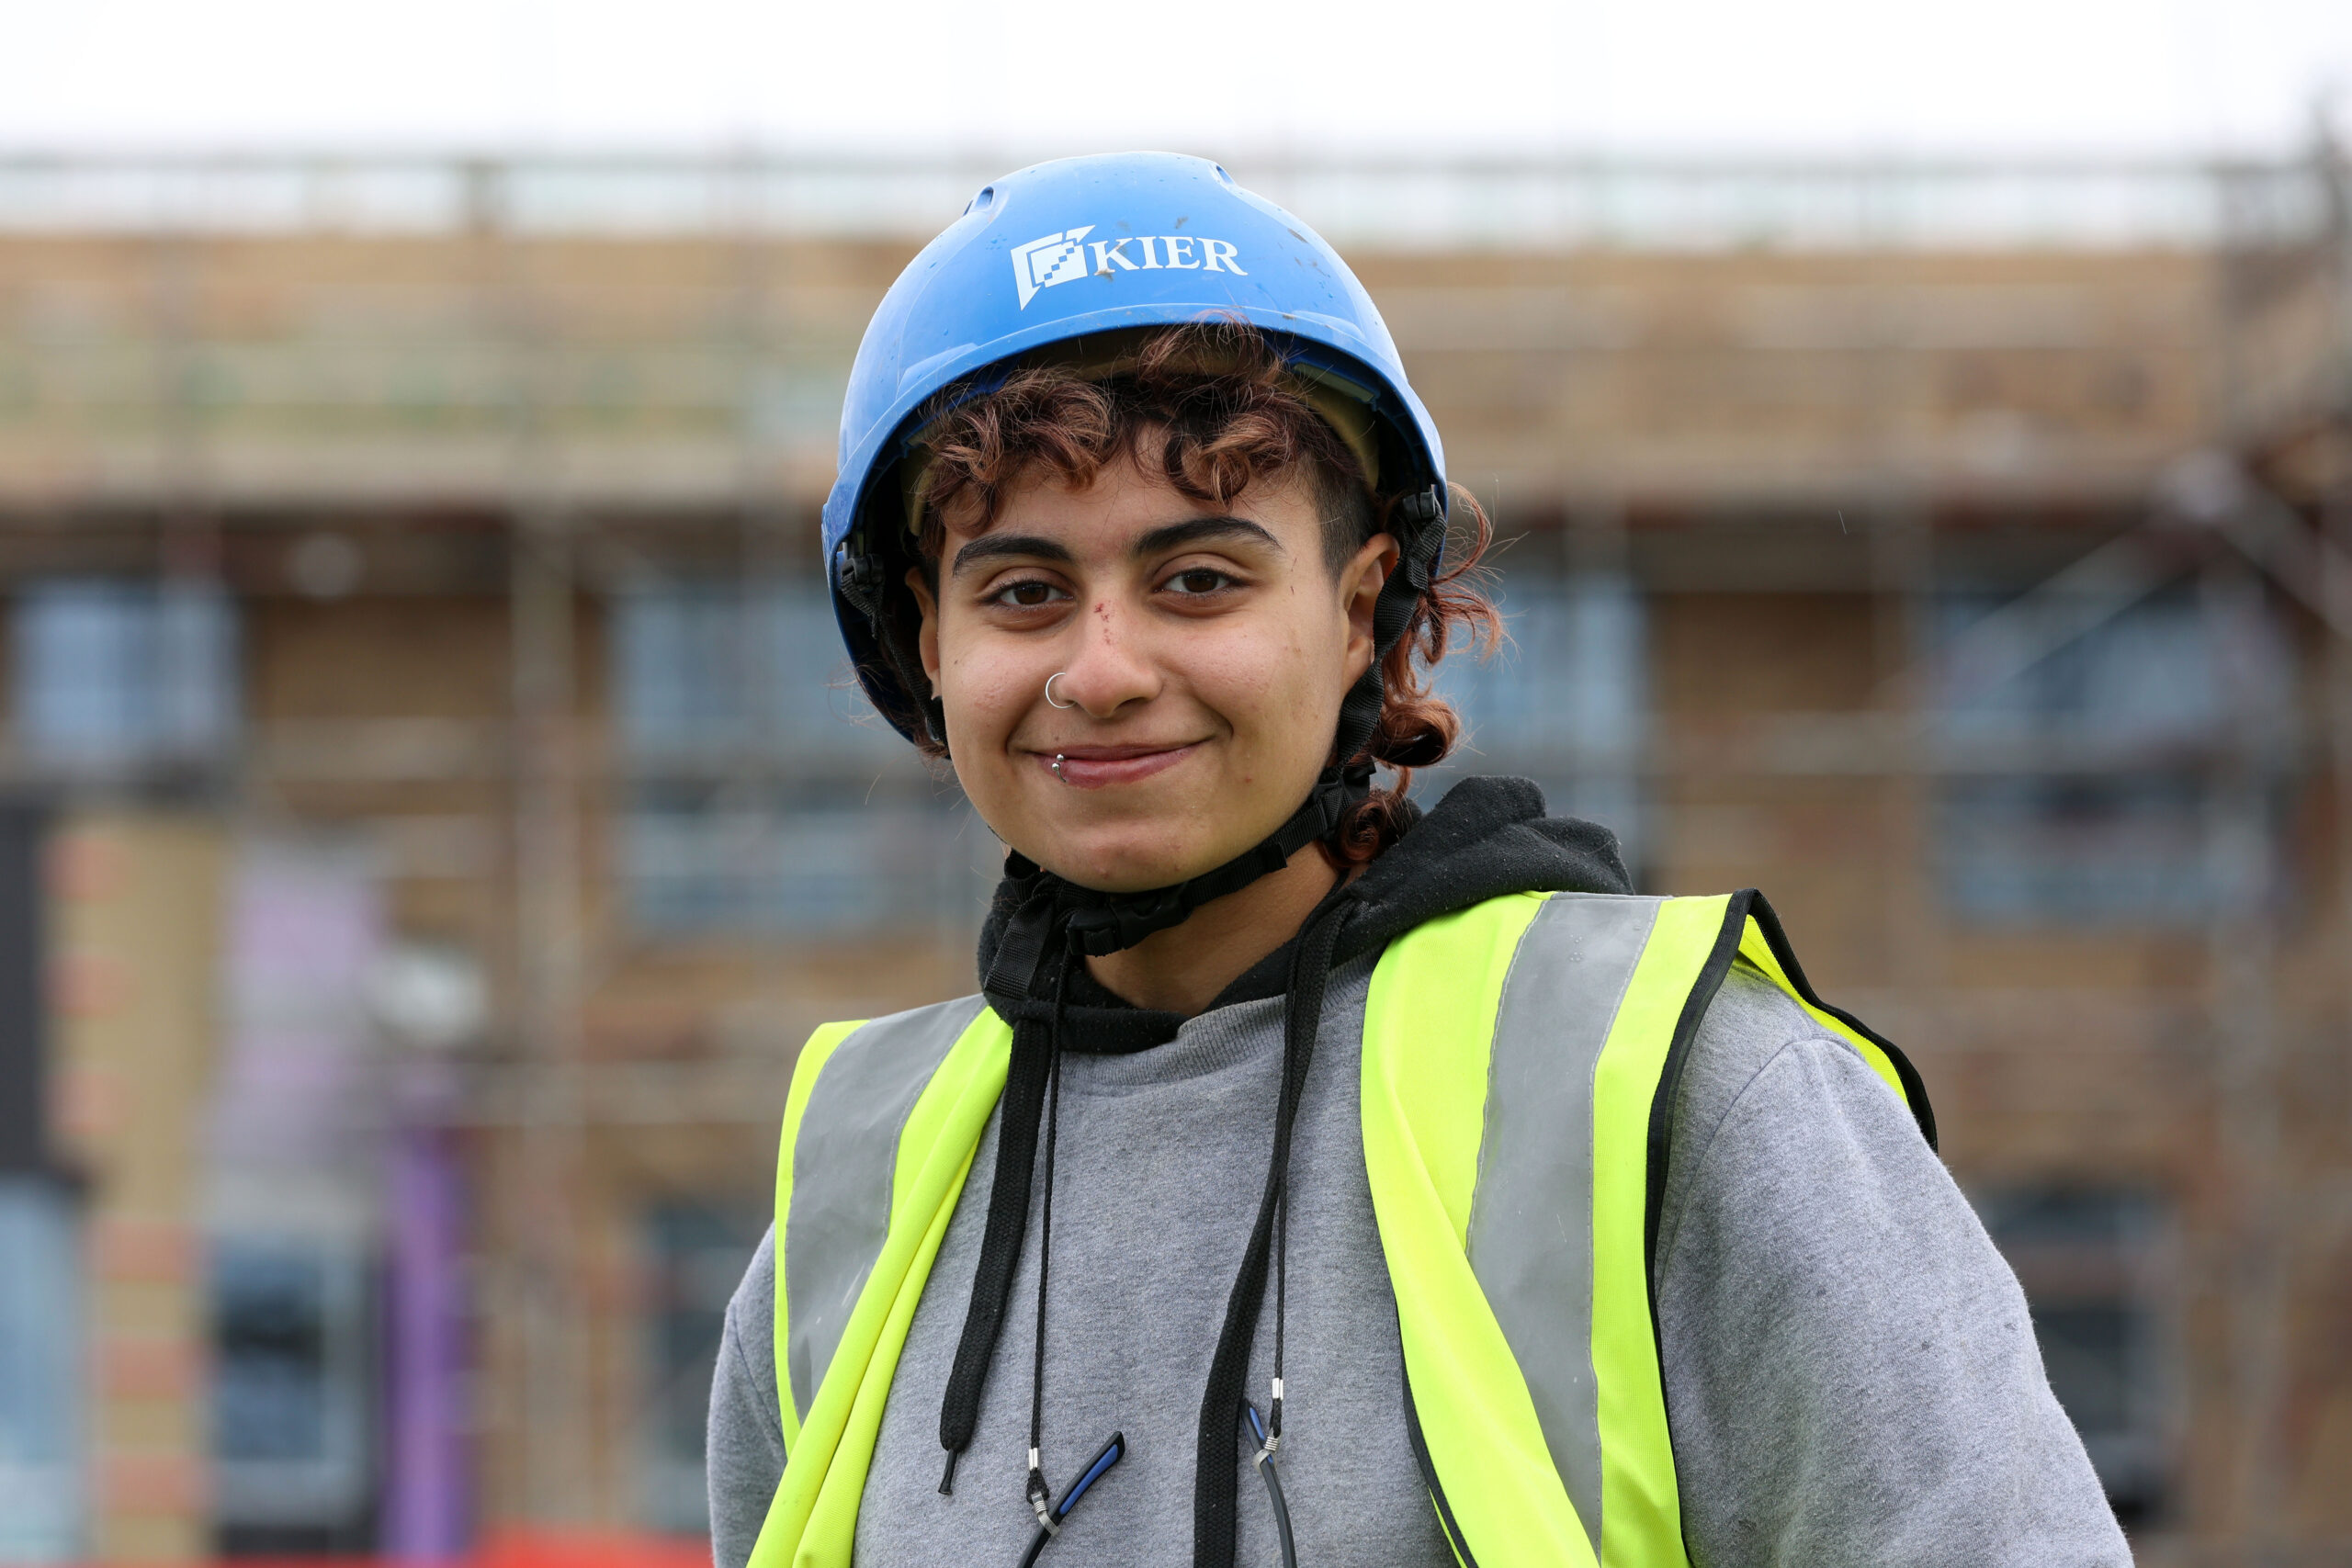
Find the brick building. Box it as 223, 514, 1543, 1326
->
0, 153, 2345, 1563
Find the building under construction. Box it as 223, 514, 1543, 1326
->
0, 151, 2346, 1564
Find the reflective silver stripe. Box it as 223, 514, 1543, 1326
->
1465, 892, 1663, 1548
786, 993, 988, 1421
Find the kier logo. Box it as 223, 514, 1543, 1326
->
1011, 225, 1249, 309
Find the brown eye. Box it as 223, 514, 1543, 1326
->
1167, 569, 1230, 595
992, 580, 1065, 609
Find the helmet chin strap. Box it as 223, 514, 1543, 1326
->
980, 764, 1365, 1007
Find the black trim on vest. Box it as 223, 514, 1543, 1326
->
1642, 891, 1752, 1350
1642, 889, 1941, 1307
1635, 890, 1752, 1568
1633, 888, 1942, 1559
1398, 1323, 1482, 1568
1744, 891, 1939, 1151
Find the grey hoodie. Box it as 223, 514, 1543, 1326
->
708, 779, 2130, 1567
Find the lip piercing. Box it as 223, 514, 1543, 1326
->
1051, 754, 1068, 781
1045, 671, 1075, 709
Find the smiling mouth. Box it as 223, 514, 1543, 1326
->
1034, 742, 1203, 790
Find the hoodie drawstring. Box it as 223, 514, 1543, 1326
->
938, 883, 1351, 1568
1188, 884, 1348, 1568
937, 773, 1361, 1502
1024, 953, 1072, 1524
937, 990, 1059, 1494
933, 780, 1367, 1568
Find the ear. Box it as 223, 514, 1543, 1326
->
1340, 532, 1398, 683
905, 568, 943, 696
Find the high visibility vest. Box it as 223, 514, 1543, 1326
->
746, 889, 1934, 1568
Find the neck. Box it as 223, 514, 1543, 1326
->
1085, 843, 1340, 1017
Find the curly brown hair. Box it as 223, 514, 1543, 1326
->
879, 322, 1498, 863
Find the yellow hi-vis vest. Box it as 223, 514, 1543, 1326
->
747, 890, 1934, 1568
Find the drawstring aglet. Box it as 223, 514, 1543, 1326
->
937, 1448, 960, 1496
1027, 1450, 1058, 1536
1265, 1377, 1285, 1451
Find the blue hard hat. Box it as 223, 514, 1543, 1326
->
824, 152, 1448, 744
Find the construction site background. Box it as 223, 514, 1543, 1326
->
0, 149, 2346, 1565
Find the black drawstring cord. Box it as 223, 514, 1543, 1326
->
1024, 953, 1073, 1526
1190, 882, 1351, 1568
938, 773, 1363, 1498
939, 1005, 1056, 1494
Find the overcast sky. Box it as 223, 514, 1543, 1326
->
5, 0, 2351, 161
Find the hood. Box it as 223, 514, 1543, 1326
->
975, 775, 1633, 1049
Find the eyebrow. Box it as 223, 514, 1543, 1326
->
1134, 515, 1285, 558
948, 514, 1284, 580
950, 533, 1076, 578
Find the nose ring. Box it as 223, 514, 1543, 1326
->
1045, 671, 1075, 709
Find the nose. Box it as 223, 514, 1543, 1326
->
1048, 600, 1161, 718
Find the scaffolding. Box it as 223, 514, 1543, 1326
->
0, 147, 2346, 1554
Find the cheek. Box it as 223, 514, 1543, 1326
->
1187, 610, 1343, 738
933, 622, 1034, 750
943, 659, 1017, 728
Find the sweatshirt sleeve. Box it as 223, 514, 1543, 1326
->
1654, 962, 2132, 1568
707, 1226, 786, 1568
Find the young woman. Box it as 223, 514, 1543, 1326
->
708, 153, 2128, 1568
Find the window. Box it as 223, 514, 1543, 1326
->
0, 1178, 80, 1562
621, 782, 984, 934
1933, 584, 2245, 743
1928, 585, 2287, 926
1976, 1189, 2174, 1525
13, 579, 239, 770
1939, 774, 2217, 924
210, 1234, 375, 1551
639, 1200, 767, 1535
611, 579, 986, 937
614, 578, 899, 768
1428, 571, 1649, 866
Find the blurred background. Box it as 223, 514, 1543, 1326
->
0, 2, 2349, 1563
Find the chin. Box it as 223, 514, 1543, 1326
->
1029, 827, 1230, 895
